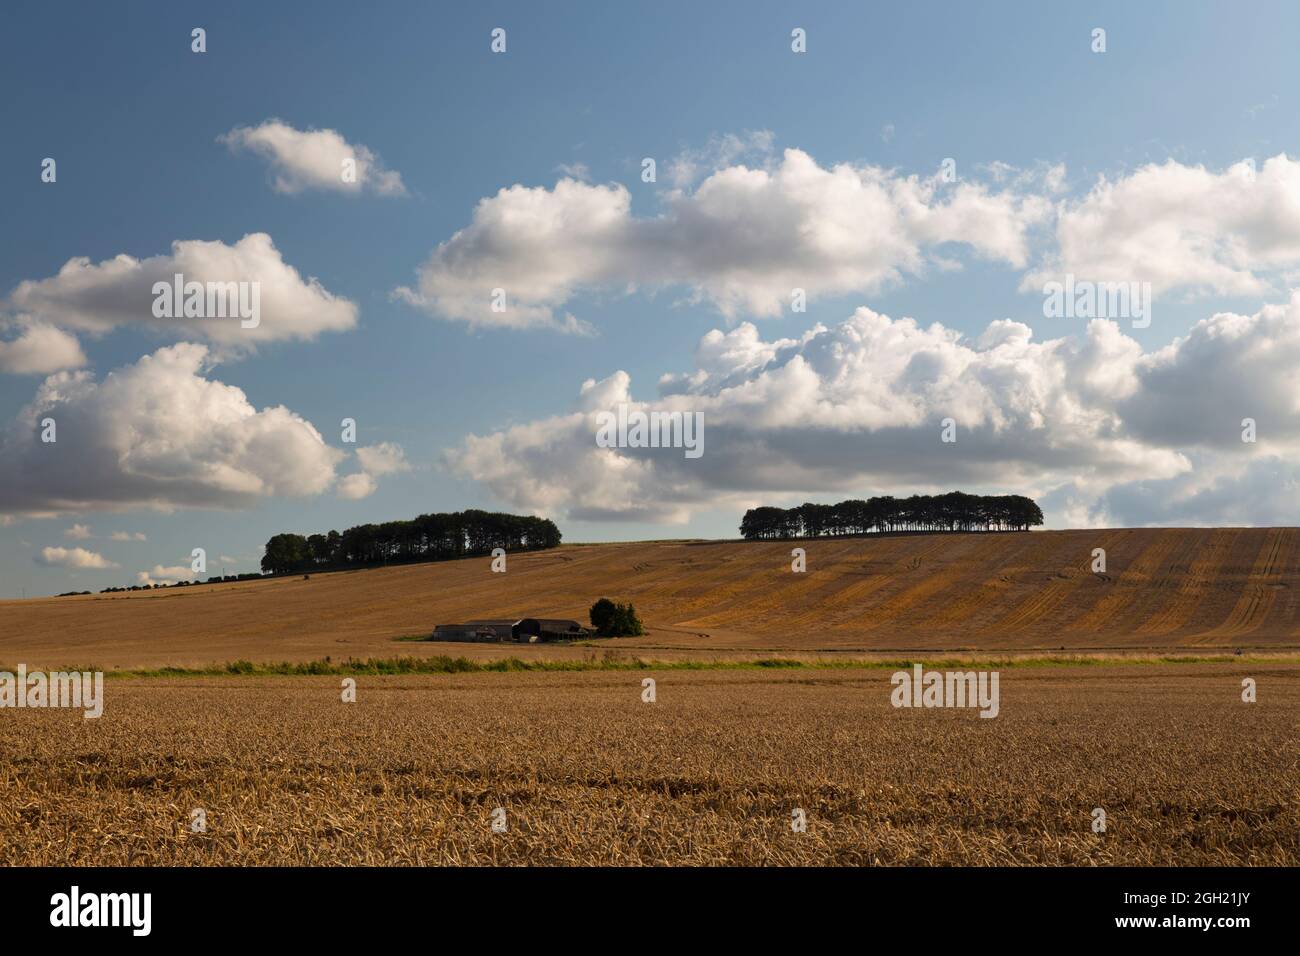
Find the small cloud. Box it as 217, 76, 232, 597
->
337, 472, 378, 500
881, 123, 895, 144
63, 523, 91, 540
136, 563, 196, 586
355, 442, 411, 477
0, 321, 87, 375
1246, 94, 1278, 119
554, 162, 591, 181
220, 119, 407, 196
666, 130, 776, 188
338, 441, 411, 499
558, 313, 597, 337
36, 546, 117, 569
978, 159, 1068, 194
109, 531, 147, 542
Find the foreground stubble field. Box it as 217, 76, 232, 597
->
1, 663, 1296, 865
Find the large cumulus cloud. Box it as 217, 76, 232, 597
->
5, 233, 357, 351
1026, 154, 1300, 298
0, 343, 348, 515
398, 146, 1300, 334
396, 148, 1050, 331
444, 297, 1300, 526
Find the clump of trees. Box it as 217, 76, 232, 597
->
261, 509, 562, 575
589, 598, 645, 637
740, 493, 1044, 540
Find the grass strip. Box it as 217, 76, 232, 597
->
5, 652, 1287, 679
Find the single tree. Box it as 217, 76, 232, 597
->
589, 597, 619, 634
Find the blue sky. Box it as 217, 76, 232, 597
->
4, 1, 1300, 597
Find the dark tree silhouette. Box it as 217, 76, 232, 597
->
589, 598, 618, 633
589, 598, 644, 636
739, 493, 1043, 539
261, 510, 562, 574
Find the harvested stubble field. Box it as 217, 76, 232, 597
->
2, 529, 1299, 670
1, 663, 1296, 865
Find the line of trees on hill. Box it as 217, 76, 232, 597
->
99, 573, 263, 594
740, 493, 1044, 539
261, 510, 562, 574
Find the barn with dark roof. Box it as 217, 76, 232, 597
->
515, 618, 588, 641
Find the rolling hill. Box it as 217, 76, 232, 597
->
3, 528, 1299, 668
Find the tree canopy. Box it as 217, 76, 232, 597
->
589, 598, 645, 637
261, 509, 561, 574
740, 493, 1043, 540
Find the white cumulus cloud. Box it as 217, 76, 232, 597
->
355, 441, 410, 476
220, 119, 407, 196
396, 147, 1050, 331
0, 342, 346, 515
336, 472, 378, 500
36, 546, 117, 569
1027, 154, 1300, 298
336, 441, 410, 499
0, 321, 87, 374
445, 296, 1300, 527
5, 233, 357, 350
136, 563, 196, 586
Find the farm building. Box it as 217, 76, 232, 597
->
518, 618, 589, 641
431, 618, 591, 643
432, 620, 519, 642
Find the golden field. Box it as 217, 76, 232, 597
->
3, 530, 1295, 868
0, 664, 1295, 865
1, 529, 1299, 669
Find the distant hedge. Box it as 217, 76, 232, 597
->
261, 509, 561, 574
99, 573, 264, 594
740, 493, 1044, 540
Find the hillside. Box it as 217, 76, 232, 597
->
2, 528, 1298, 668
